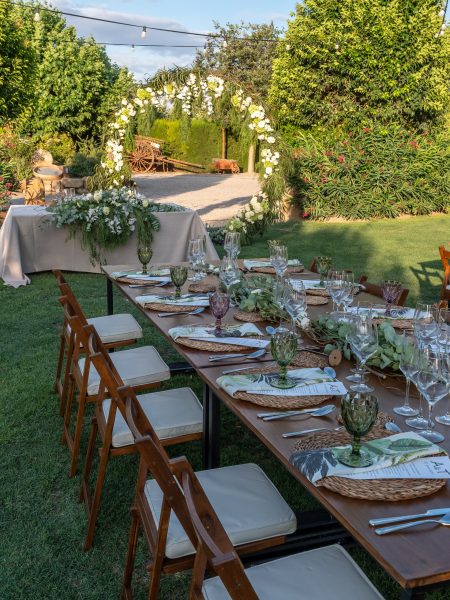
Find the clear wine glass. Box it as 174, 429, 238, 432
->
273, 279, 290, 331
328, 270, 345, 312
434, 321, 450, 426
414, 302, 438, 349
284, 282, 307, 331
224, 232, 241, 258
219, 256, 239, 294
394, 335, 419, 417
187, 239, 201, 281
270, 244, 289, 280
416, 349, 448, 443
405, 348, 429, 430
348, 314, 379, 393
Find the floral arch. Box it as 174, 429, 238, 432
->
100, 73, 286, 238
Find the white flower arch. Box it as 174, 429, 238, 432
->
101, 73, 282, 234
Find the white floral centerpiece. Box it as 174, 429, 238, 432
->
226, 191, 270, 241
48, 187, 186, 264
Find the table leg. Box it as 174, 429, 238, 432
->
202, 384, 221, 470
107, 278, 114, 315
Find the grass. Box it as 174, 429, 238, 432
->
1, 215, 449, 599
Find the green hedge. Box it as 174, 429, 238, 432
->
145, 119, 248, 171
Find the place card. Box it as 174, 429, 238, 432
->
340, 457, 450, 480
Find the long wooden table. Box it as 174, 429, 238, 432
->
103, 264, 450, 599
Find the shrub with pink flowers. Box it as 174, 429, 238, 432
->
291, 125, 450, 220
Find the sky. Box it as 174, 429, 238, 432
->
49, 0, 296, 81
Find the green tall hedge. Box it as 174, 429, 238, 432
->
146, 119, 248, 171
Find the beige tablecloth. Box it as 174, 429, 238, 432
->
0, 206, 218, 287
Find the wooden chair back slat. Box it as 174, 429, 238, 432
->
181, 468, 259, 600
439, 246, 450, 301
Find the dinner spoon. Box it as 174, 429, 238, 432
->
208, 348, 266, 362
157, 307, 205, 317
262, 405, 336, 421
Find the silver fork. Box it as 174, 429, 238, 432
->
282, 426, 344, 439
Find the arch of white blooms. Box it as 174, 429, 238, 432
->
101, 74, 282, 232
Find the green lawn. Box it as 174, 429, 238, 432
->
1, 215, 449, 599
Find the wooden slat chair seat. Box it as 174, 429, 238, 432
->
181, 466, 384, 600
92, 378, 296, 598
53, 270, 142, 412
65, 322, 202, 551
59, 290, 170, 478
358, 275, 409, 306
439, 246, 450, 301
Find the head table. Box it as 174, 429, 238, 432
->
103, 263, 450, 600
0, 205, 218, 287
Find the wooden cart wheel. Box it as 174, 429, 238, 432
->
128, 140, 155, 173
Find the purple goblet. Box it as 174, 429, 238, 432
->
209, 291, 230, 335
381, 280, 402, 316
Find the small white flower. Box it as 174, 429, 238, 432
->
267, 136, 276, 144
142, 199, 149, 208
103, 207, 110, 215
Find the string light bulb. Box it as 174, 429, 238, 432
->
141, 26, 147, 38
34, 9, 41, 22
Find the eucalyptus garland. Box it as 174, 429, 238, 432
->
48, 188, 186, 264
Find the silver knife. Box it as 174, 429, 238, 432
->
257, 407, 324, 418
369, 508, 450, 527
282, 426, 343, 439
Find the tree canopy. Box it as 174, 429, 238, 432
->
269, 0, 450, 132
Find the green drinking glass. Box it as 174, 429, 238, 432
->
270, 330, 298, 389
316, 256, 332, 287
170, 265, 188, 299
137, 245, 153, 275
339, 393, 379, 467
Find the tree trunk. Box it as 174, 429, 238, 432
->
221, 128, 227, 159
247, 143, 256, 174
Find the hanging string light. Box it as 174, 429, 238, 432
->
141, 26, 147, 39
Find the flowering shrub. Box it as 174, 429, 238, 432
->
48, 188, 186, 264
226, 191, 270, 242
292, 126, 450, 219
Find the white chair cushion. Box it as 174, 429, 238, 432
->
102, 387, 203, 448
79, 346, 170, 395
86, 313, 143, 344
203, 544, 384, 600
144, 463, 297, 560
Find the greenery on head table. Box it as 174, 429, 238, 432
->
229, 274, 285, 322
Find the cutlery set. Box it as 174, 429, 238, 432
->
369, 508, 450, 535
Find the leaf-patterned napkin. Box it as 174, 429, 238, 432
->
135, 294, 210, 307
244, 259, 302, 270
290, 432, 445, 485
169, 322, 264, 341
217, 368, 346, 398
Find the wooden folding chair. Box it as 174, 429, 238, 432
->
358, 276, 409, 306
53, 270, 142, 414
114, 386, 296, 600
58, 292, 170, 477
439, 246, 450, 302
72, 322, 203, 550
181, 465, 384, 600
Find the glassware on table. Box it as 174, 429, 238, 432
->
270, 330, 298, 389
348, 314, 379, 393
170, 265, 188, 299
405, 347, 429, 430
415, 349, 448, 443
192, 237, 207, 279
270, 244, 289, 280
338, 393, 379, 468
413, 302, 438, 349
393, 335, 419, 417
219, 256, 240, 293
381, 280, 403, 316
315, 256, 332, 287
284, 282, 307, 331
224, 232, 241, 258
434, 324, 450, 426
344, 303, 374, 384
209, 291, 230, 335
273, 279, 290, 331
137, 245, 153, 275
187, 239, 201, 282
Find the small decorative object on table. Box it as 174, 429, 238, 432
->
137, 245, 152, 274
270, 330, 298, 389
170, 266, 188, 299
338, 393, 379, 467
381, 280, 403, 316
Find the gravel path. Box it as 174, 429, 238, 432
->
134, 172, 260, 225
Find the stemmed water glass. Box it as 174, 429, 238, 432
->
273, 279, 289, 331
381, 280, 403, 316
348, 314, 379, 393
224, 232, 241, 258
270, 244, 289, 280
414, 303, 439, 349
137, 245, 152, 275
415, 349, 448, 443
393, 336, 419, 417
192, 238, 207, 280
328, 270, 345, 312
209, 291, 230, 335
170, 265, 188, 299
188, 239, 201, 281
284, 281, 307, 332
434, 317, 450, 426
219, 256, 240, 294
316, 256, 332, 287
339, 393, 379, 468
270, 330, 298, 389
